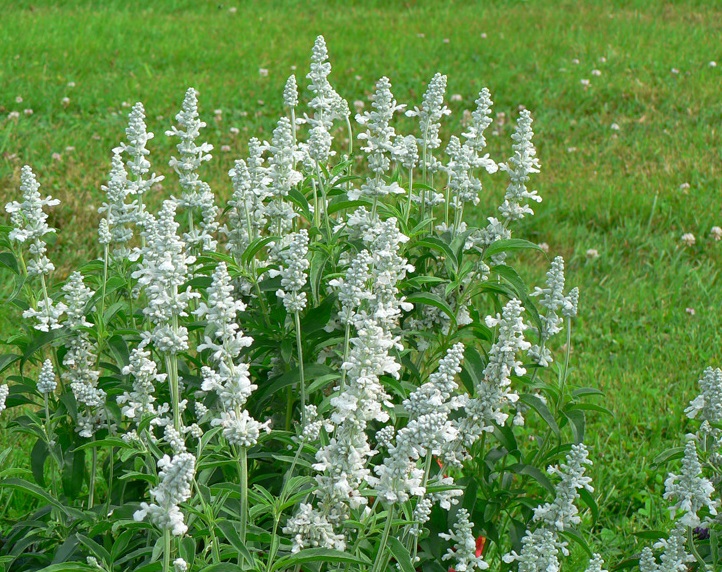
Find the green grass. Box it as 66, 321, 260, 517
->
1, 0, 721, 565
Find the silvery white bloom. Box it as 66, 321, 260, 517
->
685, 367, 722, 427
211, 409, 271, 447
306, 123, 333, 166
529, 256, 577, 366
638, 547, 659, 572
410, 496, 433, 536
173, 558, 188, 572
562, 286, 580, 318
119, 103, 163, 225
22, 297, 67, 333
307, 36, 348, 129
395, 134, 419, 170
166, 87, 219, 251
283, 74, 298, 109
164, 424, 187, 454
440, 508, 489, 571
584, 554, 608, 572
266, 118, 301, 234
132, 200, 199, 354
276, 229, 309, 313
460, 299, 529, 442
406, 72, 451, 175
328, 249, 374, 325
663, 434, 718, 526
352, 77, 406, 201
462, 87, 497, 174
503, 528, 564, 572
200, 363, 256, 411
37, 359, 57, 394
282, 503, 346, 553
533, 443, 593, 531
63, 271, 94, 329
134, 452, 196, 536
445, 135, 482, 209
98, 150, 135, 257
498, 109, 541, 222
0, 385, 8, 415
195, 262, 253, 362
118, 347, 167, 422
653, 524, 694, 572
98, 218, 112, 245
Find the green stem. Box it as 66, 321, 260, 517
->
239, 445, 248, 545
371, 506, 395, 572
294, 311, 306, 427
88, 444, 97, 509
163, 528, 171, 572
405, 167, 414, 225
339, 322, 351, 391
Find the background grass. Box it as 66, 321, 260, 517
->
1, 0, 721, 565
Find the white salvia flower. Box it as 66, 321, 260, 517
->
201, 363, 256, 412
529, 256, 573, 366
328, 249, 374, 325
533, 443, 594, 531
167, 87, 219, 251
685, 367, 722, 427
283, 503, 346, 553
118, 347, 167, 422
460, 299, 529, 442
211, 409, 271, 447
462, 87, 497, 173
654, 524, 694, 572
22, 297, 67, 333
446, 135, 481, 209
37, 359, 57, 394
98, 218, 112, 245
352, 76, 406, 201
165, 424, 187, 454
663, 435, 718, 526
284, 74, 299, 108
120, 103, 164, 218
410, 497, 433, 536
276, 229, 310, 313
584, 554, 608, 572
307, 124, 333, 166
440, 509, 489, 571
63, 272, 94, 329
498, 109, 541, 222
638, 547, 659, 572
406, 72, 451, 175
300, 404, 323, 442
98, 150, 135, 257
265, 117, 301, 234
503, 528, 565, 572
134, 452, 196, 536
6, 165, 60, 278
132, 200, 199, 354
0, 385, 8, 415
173, 558, 188, 572
306, 36, 348, 129
562, 286, 580, 318
195, 262, 253, 362
395, 133, 419, 170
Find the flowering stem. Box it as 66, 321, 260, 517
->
163, 528, 171, 572
239, 445, 248, 545
558, 317, 573, 407
315, 164, 332, 240
88, 442, 97, 509
371, 505, 395, 572
294, 310, 306, 427
405, 167, 414, 224
165, 350, 181, 433
339, 321, 351, 391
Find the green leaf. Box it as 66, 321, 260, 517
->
242, 236, 279, 265
327, 199, 371, 215
484, 238, 544, 259
216, 519, 255, 566
271, 548, 371, 571
75, 534, 111, 567
651, 446, 685, 467
31, 438, 47, 487
405, 291, 455, 322
519, 394, 560, 437
508, 463, 555, 494
559, 528, 593, 557
62, 446, 86, 500
0, 251, 19, 274
37, 565, 99, 572
578, 487, 599, 524
416, 237, 458, 269
387, 537, 415, 572
566, 402, 614, 417
72, 437, 134, 452
563, 408, 585, 443
0, 477, 85, 520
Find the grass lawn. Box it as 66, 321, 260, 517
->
1, 0, 721, 565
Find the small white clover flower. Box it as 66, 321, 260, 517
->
37, 359, 57, 394
440, 509, 489, 571
681, 232, 695, 246
710, 226, 722, 241
663, 435, 718, 526
586, 248, 600, 260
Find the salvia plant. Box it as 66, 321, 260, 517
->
0, 35, 717, 572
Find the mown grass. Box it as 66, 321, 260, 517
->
1, 0, 721, 565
